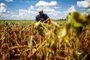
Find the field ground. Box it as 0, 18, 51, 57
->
0, 19, 90, 60
0, 20, 66, 24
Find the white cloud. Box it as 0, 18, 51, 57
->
0, 7, 7, 13
0, 1, 62, 20
18, 8, 38, 20
36, 1, 57, 7
0, 3, 7, 15
53, 6, 60, 9
19, 9, 28, 16
42, 7, 61, 19
5, 6, 62, 20
35, 6, 61, 19
87, 9, 90, 11
68, 5, 76, 13
77, 0, 90, 8
35, 0, 63, 19
0, 3, 6, 6
85, 0, 89, 1
0, 3, 36, 20
36, 1, 47, 7
65, 6, 76, 16
44, 7, 55, 13
77, 0, 90, 14
5, 0, 13, 2
29, 5, 34, 10
28, 10, 37, 15
28, 5, 37, 14
86, 8, 90, 14
49, 1, 57, 7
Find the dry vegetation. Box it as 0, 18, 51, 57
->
0, 12, 90, 60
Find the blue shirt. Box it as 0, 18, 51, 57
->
36, 13, 49, 22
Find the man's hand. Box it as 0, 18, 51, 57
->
39, 19, 44, 22
43, 18, 51, 24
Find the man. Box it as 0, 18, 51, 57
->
36, 10, 51, 24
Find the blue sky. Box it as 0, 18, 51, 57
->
0, 0, 90, 20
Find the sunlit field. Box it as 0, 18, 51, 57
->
0, 12, 90, 60
0, 20, 66, 24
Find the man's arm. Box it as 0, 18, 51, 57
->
43, 14, 50, 22
44, 18, 50, 22
43, 14, 49, 20
43, 14, 51, 24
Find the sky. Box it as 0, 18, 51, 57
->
0, 0, 90, 20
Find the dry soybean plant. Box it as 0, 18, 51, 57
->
0, 12, 90, 60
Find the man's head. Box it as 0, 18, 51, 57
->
38, 10, 43, 16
